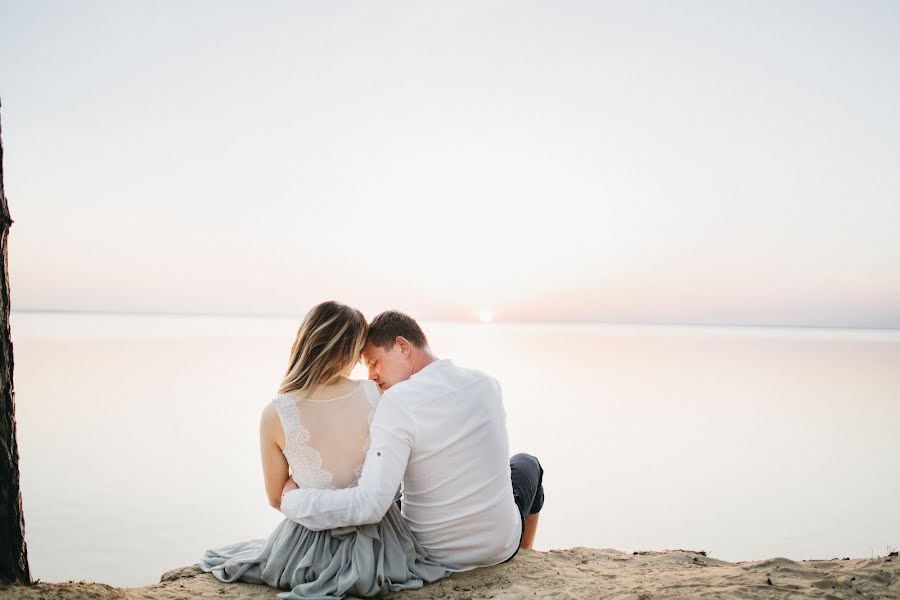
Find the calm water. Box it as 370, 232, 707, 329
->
10, 312, 900, 586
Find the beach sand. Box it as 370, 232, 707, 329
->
2, 547, 898, 599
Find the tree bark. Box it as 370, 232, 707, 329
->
0, 98, 31, 584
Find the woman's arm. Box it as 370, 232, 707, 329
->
260, 403, 291, 509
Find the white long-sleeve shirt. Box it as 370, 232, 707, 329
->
279, 358, 522, 571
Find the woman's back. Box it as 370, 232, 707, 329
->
272, 379, 379, 490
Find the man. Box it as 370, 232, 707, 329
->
279, 310, 544, 571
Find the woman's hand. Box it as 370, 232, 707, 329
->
282, 478, 299, 497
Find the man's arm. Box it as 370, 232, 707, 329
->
279, 394, 415, 530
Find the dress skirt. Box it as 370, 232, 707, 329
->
199, 503, 449, 599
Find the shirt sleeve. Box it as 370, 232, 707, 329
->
279, 391, 416, 530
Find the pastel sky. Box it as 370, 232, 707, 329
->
1, 1, 898, 327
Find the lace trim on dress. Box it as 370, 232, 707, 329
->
272, 396, 336, 490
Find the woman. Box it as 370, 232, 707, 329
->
199, 301, 448, 599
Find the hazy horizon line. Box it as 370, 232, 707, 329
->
10, 307, 900, 332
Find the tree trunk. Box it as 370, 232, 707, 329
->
0, 99, 31, 584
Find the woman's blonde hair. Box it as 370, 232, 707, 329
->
278, 301, 368, 395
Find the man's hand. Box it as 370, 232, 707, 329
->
282, 478, 299, 498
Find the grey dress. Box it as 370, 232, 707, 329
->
199, 380, 448, 599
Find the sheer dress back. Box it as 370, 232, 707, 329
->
272, 379, 379, 490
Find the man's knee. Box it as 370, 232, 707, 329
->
510, 453, 545, 514
510, 452, 540, 472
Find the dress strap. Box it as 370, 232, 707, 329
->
272, 395, 308, 445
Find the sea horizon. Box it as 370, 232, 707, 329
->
10, 308, 900, 333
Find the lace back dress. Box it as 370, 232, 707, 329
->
273, 381, 376, 490
199, 380, 448, 599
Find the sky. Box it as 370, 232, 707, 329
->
1, 1, 899, 327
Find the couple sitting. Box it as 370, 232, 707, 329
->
200, 301, 545, 599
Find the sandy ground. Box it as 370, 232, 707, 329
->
2, 547, 898, 599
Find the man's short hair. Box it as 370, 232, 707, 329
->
367, 310, 428, 350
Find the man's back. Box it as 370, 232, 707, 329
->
382, 359, 521, 570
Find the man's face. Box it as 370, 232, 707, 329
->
361, 340, 411, 391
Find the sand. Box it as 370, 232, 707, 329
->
2, 547, 898, 599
